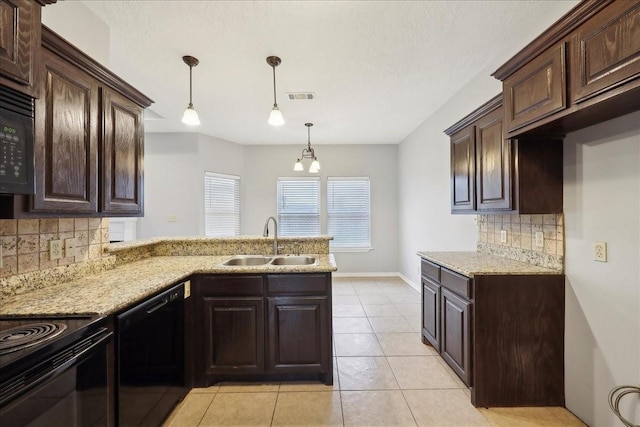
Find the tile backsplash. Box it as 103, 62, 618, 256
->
477, 214, 564, 270
0, 218, 110, 278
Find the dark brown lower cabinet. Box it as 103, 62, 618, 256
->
193, 273, 332, 387
420, 258, 564, 407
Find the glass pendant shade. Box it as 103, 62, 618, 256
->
182, 105, 200, 126
309, 159, 320, 173
294, 160, 304, 171
269, 106, 284, 126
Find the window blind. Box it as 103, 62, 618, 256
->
277, 177, 321, 236
327, 177, 371, 250
204, 172, 240, 237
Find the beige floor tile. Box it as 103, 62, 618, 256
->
393, 303, 422, 317
388, 293, 421, 303
333, 295, 361, 305
164, 393, 215, 426
377, 333, 436, 356
341, 390, 417, 426
404, 315, 423, 332
332, 284, 356, 295
368, 316, 413, 333
333, 317, 373, 333
358, 294, 392, 304
547, 407, 587, 426
272, 391, 343, 426
479, 407, 570, 427
363, 304, 402, 317
463, 387, 471, 398
387, 356, 460, 389
404, 389, 490, 426
216, 382, 280, 392
337, 356, 399, 390
333, 304, 366, 317
190, 385, 220, 393
280, 358, 340, 391
199, 392, 277, 426
354, 285, 386, 295
434, 355, 468, 388
335, 333, 384, 356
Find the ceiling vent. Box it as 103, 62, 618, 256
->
287, 92, 315, 100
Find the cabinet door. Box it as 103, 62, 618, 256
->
202, 297, 264, 374
441, 288, 471, 386
475, 108, 511, 211
570, 1, 640, 103
267, 296, 330, 374
450, 125, 475, 213
503, 43, 566, 133
0, 0, 39, 90
101, 87, 144, 215
31, 49, 99, 214
421, 276, 440, 351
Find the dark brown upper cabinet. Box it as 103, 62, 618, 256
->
493, 0, 640, 138
445, 95, 562, 215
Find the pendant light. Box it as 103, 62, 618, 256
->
294, 123, 321, 173
181, 55, 200, 126
266, 56, 284, 126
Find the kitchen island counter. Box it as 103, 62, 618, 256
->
417, 251, 562, 277
0, 254, 337, 317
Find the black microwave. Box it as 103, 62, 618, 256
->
0, 85, 35, 195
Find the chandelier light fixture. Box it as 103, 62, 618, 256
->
266, 56, 284, 126
294, 123, 321, 173
181, 55, 200, 126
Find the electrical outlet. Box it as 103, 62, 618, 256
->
168, 214, 178, 222
535, 231, 544, 248
49, 239, 63, 260
593, 241, 607, 262
500, 230, 507, 243
65, 238, 77, 258
473, 216, 478, 226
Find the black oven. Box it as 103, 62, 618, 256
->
0, 85, 35, 195
0, 317, 113, 427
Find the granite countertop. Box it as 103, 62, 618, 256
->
0, 254, 337, 317
417, 251, 562, 277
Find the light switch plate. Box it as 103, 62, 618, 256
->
500, 230, 507, 243
65, 238, 77, 258
535, 231, 544, 248
168, 214, 178, 222
593, 241, 607, 262
50, 239, 63, 260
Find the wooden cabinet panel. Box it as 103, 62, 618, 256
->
101, 87, 144, 215
202, 297, 264, 374
503, 43, 566, 132
450, 125, 475, 212
475, 108, 511, 211
571, 1, 640, 103
421, 276, 440, 352
421, 259, 440, 282
440, 287, 471, 387
0, 0, 39, 91
267, 296, 329, 375
266, 274, 328, 295
31, 50, 98, 213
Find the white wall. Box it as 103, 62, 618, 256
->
563, 112, 640, 427
41, 2, 110, 66
243, 144, 398, 273
139, 133, 244, 237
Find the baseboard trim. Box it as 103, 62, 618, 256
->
399, 273, 420, 293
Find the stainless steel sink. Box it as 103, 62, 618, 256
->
270, 256, 318, 266
221, 255, 272, 266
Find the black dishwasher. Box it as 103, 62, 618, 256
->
117, 282, 187, 426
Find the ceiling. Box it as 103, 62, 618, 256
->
81, 0, 577, 146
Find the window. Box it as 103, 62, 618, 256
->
277, 177, 321, 236
327, 177, 371, 250
204, 172, 240, 237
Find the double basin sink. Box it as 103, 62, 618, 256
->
221, 254, 318, 267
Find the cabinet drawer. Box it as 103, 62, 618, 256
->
503, 43, 567, 132
267, 274, 329, 295
441, 269, 472, 299
198, 275, 264, 296
570, 1, 640, 103
421, 259, 441, 282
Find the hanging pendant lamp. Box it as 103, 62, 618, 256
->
266, 56, 284, 126
294, 123, 321, 173
181, 55, 200, 126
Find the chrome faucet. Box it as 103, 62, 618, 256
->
263, 216, 281, 255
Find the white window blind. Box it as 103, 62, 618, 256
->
204, 172, 240, 237
277, 177, 321, 236
327, 177, 371, 250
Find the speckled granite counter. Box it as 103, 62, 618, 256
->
0, 254, 337, 317
417, 251, 562, 277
